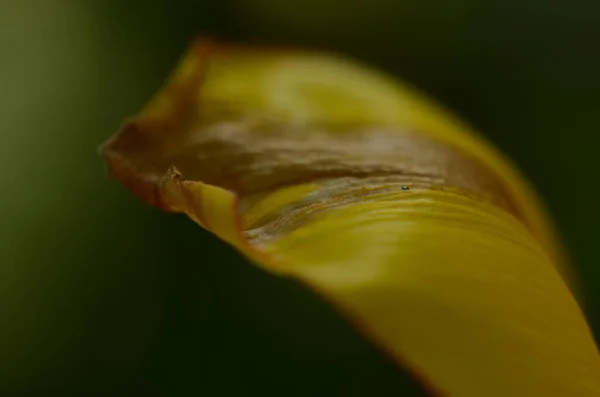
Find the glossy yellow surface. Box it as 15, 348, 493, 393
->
102, 40, 600, 396
196, 44, 567, 277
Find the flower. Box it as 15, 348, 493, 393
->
102, 39, 600, 396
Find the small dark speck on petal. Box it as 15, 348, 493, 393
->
401, 186, 410, 191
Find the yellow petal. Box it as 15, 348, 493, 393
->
102, 39, 600, 396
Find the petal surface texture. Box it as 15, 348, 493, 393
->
102, 40, 600, 396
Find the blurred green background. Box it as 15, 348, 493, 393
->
1, 0, 599, 396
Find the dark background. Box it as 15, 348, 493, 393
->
1, 0, 599, 395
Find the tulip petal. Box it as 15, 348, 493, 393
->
102, 39, 600, 396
